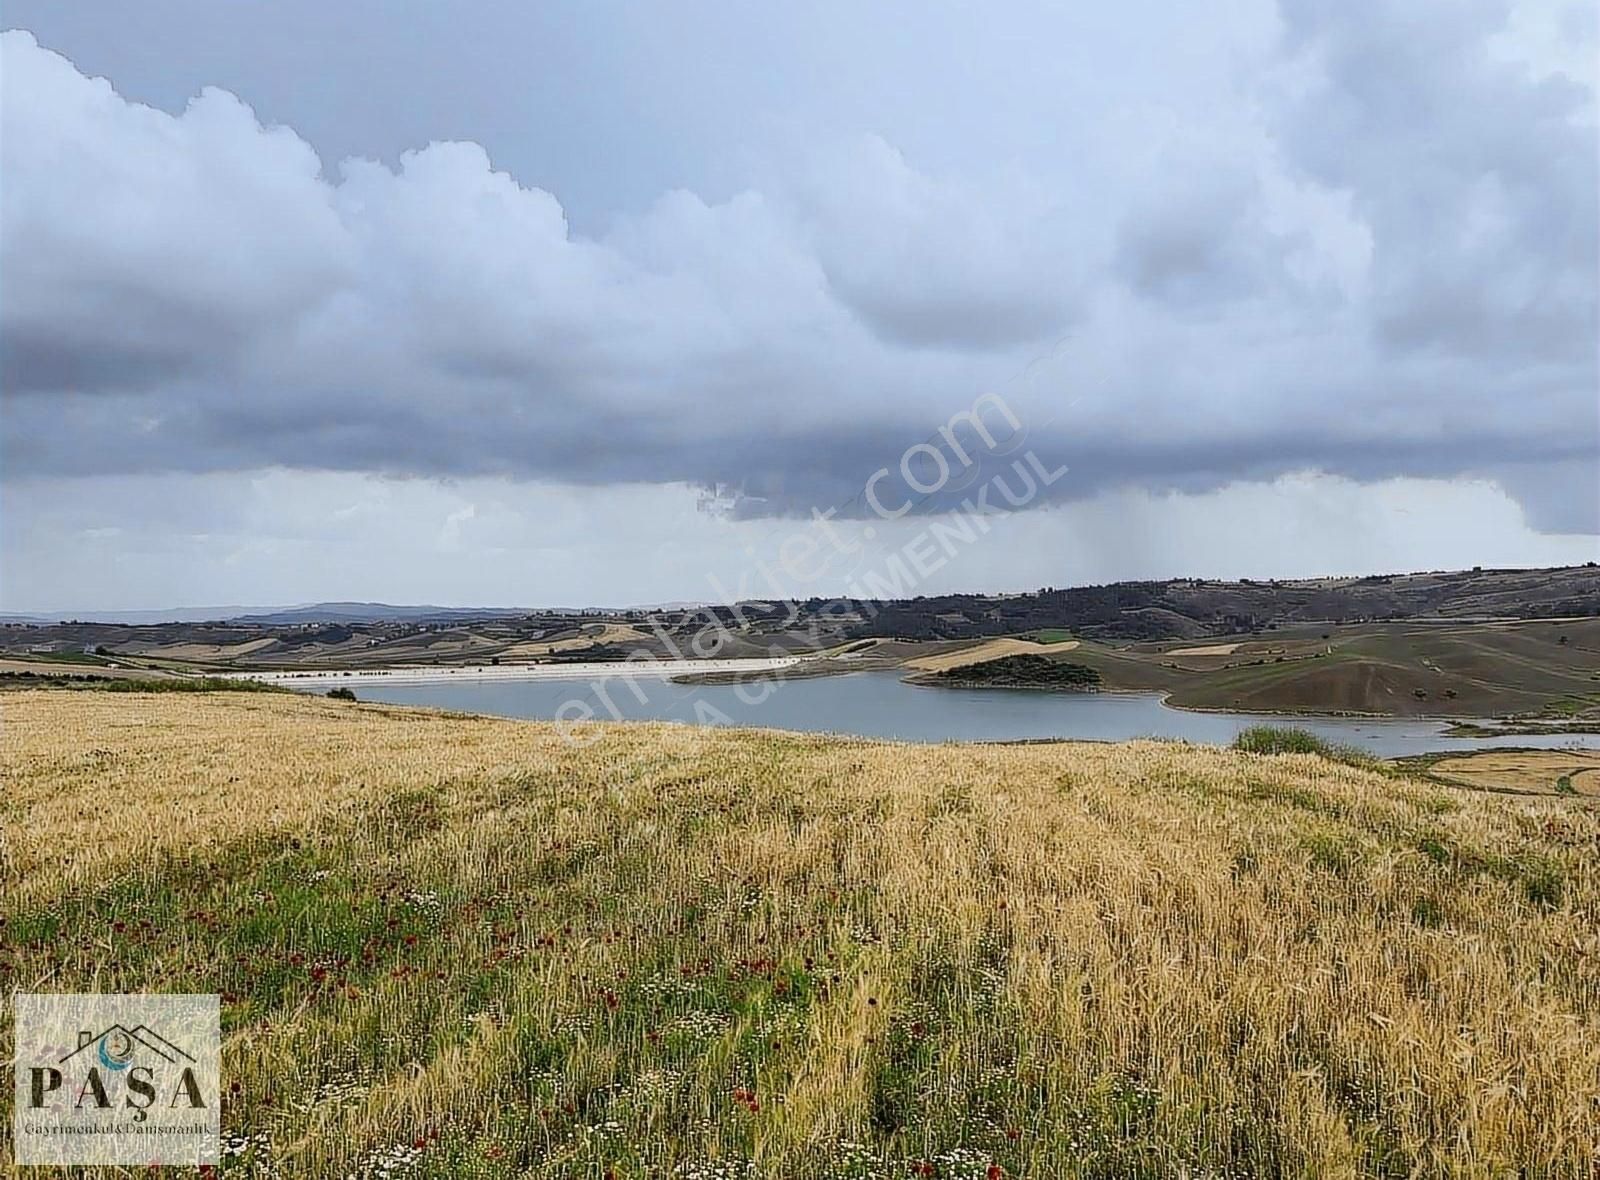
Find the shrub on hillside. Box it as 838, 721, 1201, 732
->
100, 676, 287, 694
1233, 725, 1375, 768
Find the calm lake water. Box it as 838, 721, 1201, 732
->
345, 669, 1595, 758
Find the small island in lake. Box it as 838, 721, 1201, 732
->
927, 653, 1102, 690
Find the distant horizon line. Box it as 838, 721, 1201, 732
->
6, 561, 1594, 624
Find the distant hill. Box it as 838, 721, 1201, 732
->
3, 602, 538, 626
0, 606, 259, 625
842, 564, 1600, 642
229, 602, 532, 625
7, 566, 1597, 669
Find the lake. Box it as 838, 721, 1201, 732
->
338, 669, 1596, 758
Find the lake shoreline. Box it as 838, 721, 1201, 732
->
900, 673, 1600, 733
234, 656, 802, 687
338, 669, 1600, 757
243, 656, 1600, 737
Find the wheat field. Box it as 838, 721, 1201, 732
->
2, 690, 1597, 1178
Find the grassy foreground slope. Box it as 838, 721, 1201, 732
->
2, 692, 1598, 1178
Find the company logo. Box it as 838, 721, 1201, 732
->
12, 993, 220, 1166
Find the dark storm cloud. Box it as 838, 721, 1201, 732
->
1115, 201, 1257, 307
1, 0, 1596, 533
1275, 0, 1599, 365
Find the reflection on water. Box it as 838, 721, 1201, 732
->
334, 669, 1596, 758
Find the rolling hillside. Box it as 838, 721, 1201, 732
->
2, 690, 1596, 1176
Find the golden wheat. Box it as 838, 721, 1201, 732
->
1, 689, 1596, 1178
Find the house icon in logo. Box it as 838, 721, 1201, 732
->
59, 1025, 195, 1073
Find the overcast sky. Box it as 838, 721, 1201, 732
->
2, 0, 1596, 612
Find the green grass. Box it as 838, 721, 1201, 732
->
1027, 629, 1076, 645
1409, 831, 1567, 909
1538, 693, 1600, 718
